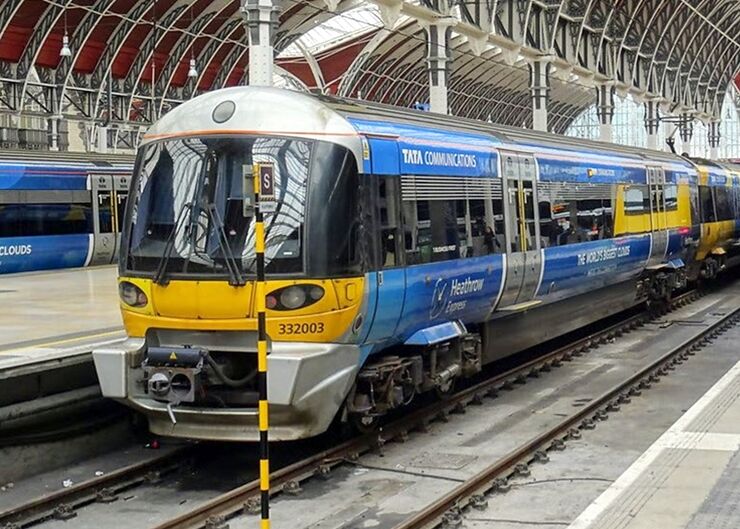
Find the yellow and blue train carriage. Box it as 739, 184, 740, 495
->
94, 87, 740, 441
688, 159, 740, 278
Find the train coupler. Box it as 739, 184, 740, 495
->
142, 346, 206, 404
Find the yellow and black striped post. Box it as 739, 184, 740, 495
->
253, 164, 270, 529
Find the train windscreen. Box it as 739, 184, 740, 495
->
124, 136, 311, 281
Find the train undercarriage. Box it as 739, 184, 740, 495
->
345, 334, 482, 431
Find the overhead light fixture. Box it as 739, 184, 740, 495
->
60, 10, 71, 58
186, 8, 197, 80
188, 58, 198, 78
60, 33, 72, 57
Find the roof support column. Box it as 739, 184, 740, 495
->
424, 20, 453, 114
678, 114, 693, 157
529, 58, 551, 132
48, 116, 59, 151
241, 0, 280, 87
707, 120, 721, 159
595, 83, 615, 143
644, 99, 660, 150
97, 125, 108, 153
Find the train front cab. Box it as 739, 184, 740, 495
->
94, 130, 370, 442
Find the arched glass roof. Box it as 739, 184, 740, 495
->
279, 4, 385, 58
0, 0, 737, 152
566, 88, 740, 159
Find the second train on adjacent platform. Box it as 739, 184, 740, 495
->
0, 152, 133, 274
93, 87, 740, 441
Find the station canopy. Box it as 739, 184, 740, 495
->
0, 0, 738, 137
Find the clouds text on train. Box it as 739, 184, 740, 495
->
0, 244, 32, 257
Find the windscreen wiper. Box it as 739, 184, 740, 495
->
207, 202, 246, 286
152, 201, 192, 286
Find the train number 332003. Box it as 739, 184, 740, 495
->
278, 322, 325, 335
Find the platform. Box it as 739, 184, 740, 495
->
0, 266, 124, 372
568, 355, 740, 529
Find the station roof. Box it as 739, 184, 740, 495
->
0, 0, 738, 133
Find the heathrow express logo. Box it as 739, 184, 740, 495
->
430, 278, 450, 319
430, 276, 485, 319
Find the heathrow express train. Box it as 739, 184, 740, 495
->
0, 152, 133, 274
93, 86, 740, 441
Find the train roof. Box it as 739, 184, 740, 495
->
0, 149, 134, 168
319, 93, 690, 166
142, 86, 694, 173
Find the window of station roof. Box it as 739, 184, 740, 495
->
278, 4, 387, 58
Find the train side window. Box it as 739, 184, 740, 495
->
689, 185, 700, 225
403, 199, 432, 264
538, 183, 573, 246
664, 185, 678, 211
378, 177, 402, 268
429, 200, 460, 262
97, 191, 113, 233
624, 186, 646, 214
0, 203, 94, 237
539, 182, 613, 246
538, 197, 553, 245
699, 186, 716, 222
714, 187, 733, 221
402, 199, 460, 264
455, 200, 470, 257
0, 205, 22, 237
469, 198, 502, 256
576, 199, 612, 241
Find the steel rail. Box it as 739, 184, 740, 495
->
393, 305, 740, 529
151, 289, 703, 529
0, 445, 195, 528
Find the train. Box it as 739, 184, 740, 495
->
92, 86, 740, 441
0, 151, 133, 274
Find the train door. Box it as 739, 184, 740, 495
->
647, 167, 668, 266
112, 174, 130, 261
89, 174, 116, 265
361, 137, 406, 347
496, 151, 543, 309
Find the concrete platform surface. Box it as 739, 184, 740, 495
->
0, 266, 123, 370
569, 346, 740, 529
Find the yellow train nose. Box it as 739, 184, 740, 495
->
118, 276, 366, 343
151, 280, 253, 319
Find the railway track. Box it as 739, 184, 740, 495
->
0, 445, 195, 529
1, 286, 728, 529
147, 289, 712, 529
393, 304, 740, 529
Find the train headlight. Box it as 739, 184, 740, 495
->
280, 286, 307, 309
268, 284, 324, 310
119, 281, 148, 307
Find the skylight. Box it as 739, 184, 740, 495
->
278, 4, 384, 58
